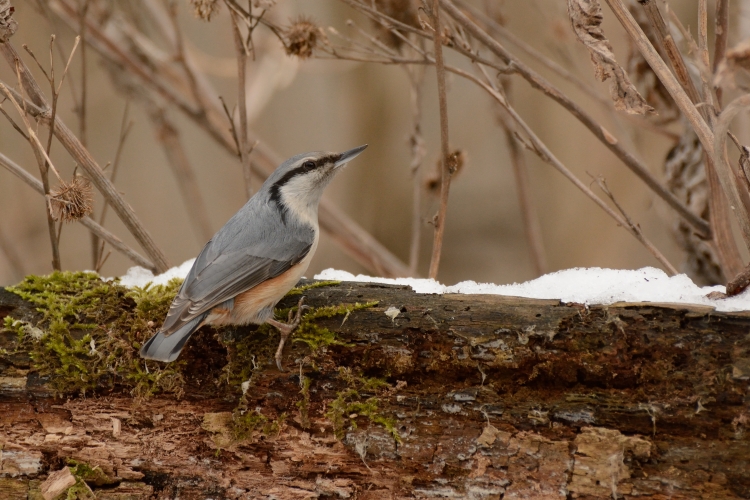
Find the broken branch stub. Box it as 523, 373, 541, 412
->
567, 0, 653, 115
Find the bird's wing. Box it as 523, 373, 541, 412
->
160, 232, 312, 336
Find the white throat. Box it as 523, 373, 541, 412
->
277, 171, 327, 228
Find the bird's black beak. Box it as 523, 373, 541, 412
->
335, 144, 368, 167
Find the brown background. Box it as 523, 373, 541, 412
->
0, 1, 746, 287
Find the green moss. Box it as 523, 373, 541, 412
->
223, 300, 377, 388
67, 460, 117, 487
297, 374, 312, 429
292, 301, 378, 352
5, 272, 375, 400
221, 323, 277, 388
63, 459, 118, 498
230, 409, 287, 442
6, 271, 185, 398
325, 368, 400, 443
286, 280, 340, 296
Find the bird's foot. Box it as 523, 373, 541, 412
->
268, 296, 309, 371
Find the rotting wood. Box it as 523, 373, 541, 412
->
1, 280, 749, 499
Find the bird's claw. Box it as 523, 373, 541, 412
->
286, 296, 309, 325
274, 296, 308, 372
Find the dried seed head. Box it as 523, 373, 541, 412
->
189, 0, 220, 22
424, 150, 467, 194
49, 176, 93, 222
284, 18, 325, 59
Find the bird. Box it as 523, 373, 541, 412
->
140, 145, 368, 370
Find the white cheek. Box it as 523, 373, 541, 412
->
279, 172, 325, 226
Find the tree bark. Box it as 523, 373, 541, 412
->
1, 280, 749, 499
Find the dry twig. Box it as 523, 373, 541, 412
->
228, 5, 254, 198
48, 0, 410, 277
0, 151, 155, 271
438, 0, 710, 238
0, 41, 171, 272
593, 176, 677, 275
427, 0, 453, 279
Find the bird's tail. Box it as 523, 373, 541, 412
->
139, 313, 206, 362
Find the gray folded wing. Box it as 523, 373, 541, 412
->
161, 240, 312, 335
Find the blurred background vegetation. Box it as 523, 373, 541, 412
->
1, 0, 748, 288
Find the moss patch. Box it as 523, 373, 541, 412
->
326, 367, 400, 443
3, 272, 375, 400
286, 280, 341, 296
292, 301, 378, 352
5, 271, 185, 397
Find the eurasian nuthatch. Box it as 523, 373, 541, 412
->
140, 145, 368, 370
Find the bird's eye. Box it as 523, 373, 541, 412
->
303, 160, 316, 170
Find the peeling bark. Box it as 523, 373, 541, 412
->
1, 281, 749, 499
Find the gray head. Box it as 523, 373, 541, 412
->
265, 145, 367, 224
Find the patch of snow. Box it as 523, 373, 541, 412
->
116, 262, 750, 312
117, 259, 195, 288
314, 267, 750, 313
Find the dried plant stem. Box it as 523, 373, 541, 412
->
0, 42, 171, 272
713, 0, 730, 106
456, 0, 673, 142
604, 0, 712, 155
595, 177, 678, 275
639, 0, 703, 106
0, 151, 155, 271
712, 95, 750, 250
229, 7, 254, 198
637, 0, 742, 276
95, 102, 132, 267
428, 0, 453, 279
505, 128, 547, 276
439, 0, 710, 238
406, 65, 426, 276
0, 76, 64, 270
77, 0, 88, 147
607, 0, 750, 279
48, 0, 410, 277
463, 69, 676, 273
149, 108, 214, 244
693, 0, 743, 277
496, 80, 547, 276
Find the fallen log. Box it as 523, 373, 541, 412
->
0, 275, 749, 499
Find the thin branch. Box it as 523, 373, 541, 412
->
406, 64, 426, 277
453, 63, 676, 274
639, 0, 703, 108
439, 0, 710, 238
713, 0, 730, 106
604, 0, 713, 156
712, 94, 750, 250
457, 0, 678, 144
48, 0, 411, 277
149, 108, 214, 244
77, 0, 89, 148
3, 70, 61, 270
0, 150, 155, 271
593, 176, 678, 275
0, 41, 171, 272
496, 79, 547, 276
427, 0, 453, 280
95, 101, 133, 267
229, 5, 253, 199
